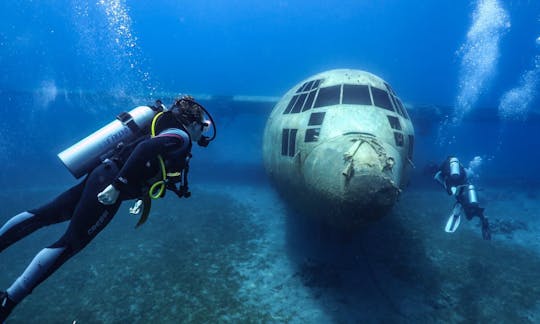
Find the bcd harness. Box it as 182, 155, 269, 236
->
149, 111, 192, 200
113, 108, 193, 228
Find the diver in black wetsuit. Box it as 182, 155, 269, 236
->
434, 156, 491, 240
0, 96, 216, 322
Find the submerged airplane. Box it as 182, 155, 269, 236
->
263, 69, 415, 229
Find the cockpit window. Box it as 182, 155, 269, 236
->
296, 82, 308, 93
342, 84, 372, 105
302, 90, 317, 112
303, 80, 315, 92
286, 79, 324, 114
314, 85, 341, 108
408, 135, 414, 159
291, 93, 308, 113
305, 128, 320, 142
283, 95, 299, 114
395, 97, 410, 119
296, 79, 323, 93
281, 128, 298, 156
390, 95, 404, 117
281, 129, 289, 155
387, 115, 402, 130
311, 79, 322, 90
308, 112, 325, 126
371, 87, 395, 112
384, 82, 396, 96
285, 80, 405, 116
394, 132, 404, 147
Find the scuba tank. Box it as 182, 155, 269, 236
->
58, 106, 160, 179
449, 157, 461, 178
466, 184, 478, 206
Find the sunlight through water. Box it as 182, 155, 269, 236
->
97, 0, 155, 96
498, 52, 540, 120
33, 80, 59, 108
71, 0, 155, 97
454, 0, 510, 123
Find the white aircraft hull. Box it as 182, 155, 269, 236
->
263, 69, 414, 229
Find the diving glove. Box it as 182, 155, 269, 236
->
97, 184, 120, 205
129, 200, 143, 215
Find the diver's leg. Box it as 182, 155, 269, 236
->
477, 208, 491, 240
0, 181, 85, 253
1, 162, 121, 321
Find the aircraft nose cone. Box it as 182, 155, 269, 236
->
303, 135, 400, 208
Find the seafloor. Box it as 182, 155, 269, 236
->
0, 177, 539, 323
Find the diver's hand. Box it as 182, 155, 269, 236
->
129, 200, 143, 215
97, 184, 120, 205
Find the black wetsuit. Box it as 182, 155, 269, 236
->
0, 131, 190, 313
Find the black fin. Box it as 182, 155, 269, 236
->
135, 196, 152, 228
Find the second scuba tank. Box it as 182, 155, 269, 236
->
467, 184, 478, 206
58, 106, 159, 179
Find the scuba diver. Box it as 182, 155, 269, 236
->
0, 96, 217, 322
434, 156, 491, 240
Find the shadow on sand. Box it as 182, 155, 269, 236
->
283, 189, 540, 323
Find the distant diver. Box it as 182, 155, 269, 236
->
0, 96, 216, 321
434, 156, 491, 240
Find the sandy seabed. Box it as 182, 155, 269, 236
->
1, 179, 539, 323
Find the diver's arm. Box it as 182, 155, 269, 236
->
98, 135, 185, 205
434, 170, 457, 195
434, 171, 445, 188
113, 135, 185, 189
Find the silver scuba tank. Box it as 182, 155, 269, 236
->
467, 184, 478, 205
58, 106, 158, 179
449, 157, 461, 178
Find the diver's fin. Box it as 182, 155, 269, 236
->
135, 196, 152, 228
445, 203, 462, 233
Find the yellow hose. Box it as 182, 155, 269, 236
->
149, 155, 167, 199
148, 112, 167, 199
151, 112, 163, 137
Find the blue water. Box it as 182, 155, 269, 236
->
1, 0, 540, 322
